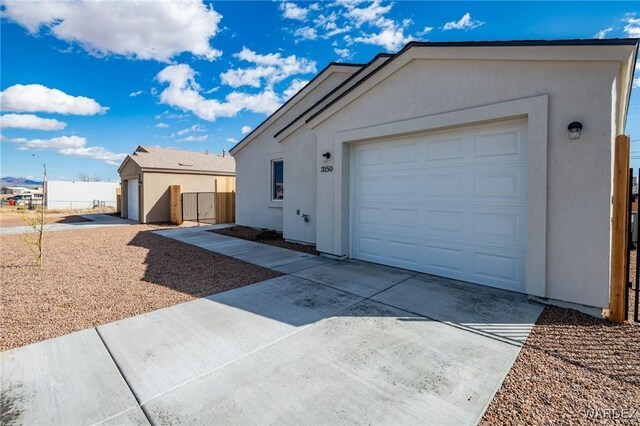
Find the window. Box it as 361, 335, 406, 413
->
272, 160, 283, 200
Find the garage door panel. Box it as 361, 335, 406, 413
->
356, 146, 384, 167
388, 240, 419, 265
473, 251, 523, 286
351, 119, 527, 293
426, 173, 464, 197
473, 212, 524, 246
388, 208, 420, 229
356, 236, 384, 258
473, 169, 524, 199
474, 129, 523, 158
389, 143, 419, 164
427, 136, 464, 161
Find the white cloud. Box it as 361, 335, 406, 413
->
344, 1, 392, 28
334, 47, 352, 59
227, 137, 238, 143
295, 26, 318, 40
176, 134, 208, 142
417, 26, 433, 37
352, 17, 413, 51
129, 90, 143, 97
3, 0, 222, 62
10, 135, 126, 165
175, 124, 206, 136
634, 77, 640, 88
220, 47, 317, 89
155, 110, 189, 120
0, 84, 107, 115
625, 16, 640, 37
156, 64, 283, 122
593, 27, 613, 39
283, 79, 309, 100
279, 2, 308, 21
241, 125, 251, 134
155, 122, 170, 128
443, 13, 484, 31
1, 114, 67, 131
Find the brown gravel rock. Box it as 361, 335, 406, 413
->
482, 306, 640, 425
1, 225, 281, 351
212, 225, 318, 255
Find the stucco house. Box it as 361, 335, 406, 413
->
118, 146, 235, 223
230, 39, 638, 314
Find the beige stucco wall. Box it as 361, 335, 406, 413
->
233, 70, 356, 232
141, 172, 230, 223
310, 55, 624, 309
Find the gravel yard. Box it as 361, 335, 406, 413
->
483, 280, 640, 424
212, 225, 318, 255
0, 225, 281, 351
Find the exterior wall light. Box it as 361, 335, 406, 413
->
322, 152, 331, 159
568, 122, 583, 140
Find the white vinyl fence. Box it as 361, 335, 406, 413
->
46, 181, 120, 210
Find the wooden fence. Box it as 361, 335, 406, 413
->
169, 177, 235, 226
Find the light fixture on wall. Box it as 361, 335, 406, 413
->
568, 122, 583, 140
322, 152, 331, 160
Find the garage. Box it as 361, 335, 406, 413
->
127, 178, 139, 221
350, 119, 528, 292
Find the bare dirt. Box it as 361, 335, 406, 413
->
211, 225, 318, 255
0, 224, 281, 351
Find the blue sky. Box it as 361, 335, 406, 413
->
1, 1, 639, 181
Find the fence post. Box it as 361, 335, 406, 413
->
169, 185, 183, 225
610, 135, 631, 323
116, 186, 121, 214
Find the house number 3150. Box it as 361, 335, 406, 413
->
320, 166, 334, 173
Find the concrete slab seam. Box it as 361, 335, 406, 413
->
94, 327, 155, 426
137, 294, 364, 407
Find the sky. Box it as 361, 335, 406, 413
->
0, 0, 639, 182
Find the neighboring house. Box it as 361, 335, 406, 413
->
118, 146, 235, 223
45, 180, 119, 210
230, 39, 639, 314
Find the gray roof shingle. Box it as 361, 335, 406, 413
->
123, 145, 235, 174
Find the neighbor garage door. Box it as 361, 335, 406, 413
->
127, 179, 139, 222
350, 119, 527, 292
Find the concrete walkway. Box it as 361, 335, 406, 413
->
0, 213, 136, 236
1, 227, 544, 425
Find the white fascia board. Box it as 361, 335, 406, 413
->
229, 64, 361, 156
307, 44, 639, 130
275, 56, 392, 144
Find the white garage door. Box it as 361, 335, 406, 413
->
351, 119, 528, 292
127, 179, 139, 222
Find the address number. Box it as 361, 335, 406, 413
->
321, 166, 334, 173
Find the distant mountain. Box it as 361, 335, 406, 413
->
0, 176, 44, 187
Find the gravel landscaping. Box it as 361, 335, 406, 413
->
211, 225, 318, 255
483, 293, 639, 423
0, 225, 281, 351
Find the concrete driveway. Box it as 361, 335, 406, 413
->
1, 229, 544, 425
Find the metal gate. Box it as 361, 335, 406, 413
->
625, 169, 639, 322
181, 192, 216, 224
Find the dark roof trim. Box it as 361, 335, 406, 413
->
229, 60, 365, 154
307, 38, 640, 124
274, 53, 393, 139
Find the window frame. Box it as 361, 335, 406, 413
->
271, 159, 284, 202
